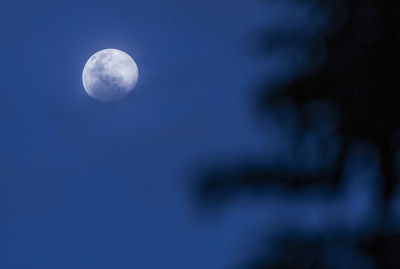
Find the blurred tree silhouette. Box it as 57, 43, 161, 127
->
197, 0, 400, 268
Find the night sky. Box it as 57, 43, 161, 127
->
1, 0, 395, 268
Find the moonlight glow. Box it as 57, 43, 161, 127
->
82, 49, 139, 102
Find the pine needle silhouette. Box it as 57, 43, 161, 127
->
197, 0, 400, 268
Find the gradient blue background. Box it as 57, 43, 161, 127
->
0, 0, 392, 268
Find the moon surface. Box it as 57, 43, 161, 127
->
82, 49, 139, 102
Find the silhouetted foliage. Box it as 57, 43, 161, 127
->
197, 0, 400, 268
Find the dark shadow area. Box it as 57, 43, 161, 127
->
196, 0, 400, 267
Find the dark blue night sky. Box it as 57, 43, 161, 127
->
0, 1, 271, 268
2, 0, 400, 268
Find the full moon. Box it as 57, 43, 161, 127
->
82, 49, 139, 102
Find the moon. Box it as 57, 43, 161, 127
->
82, 49, 139, 102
